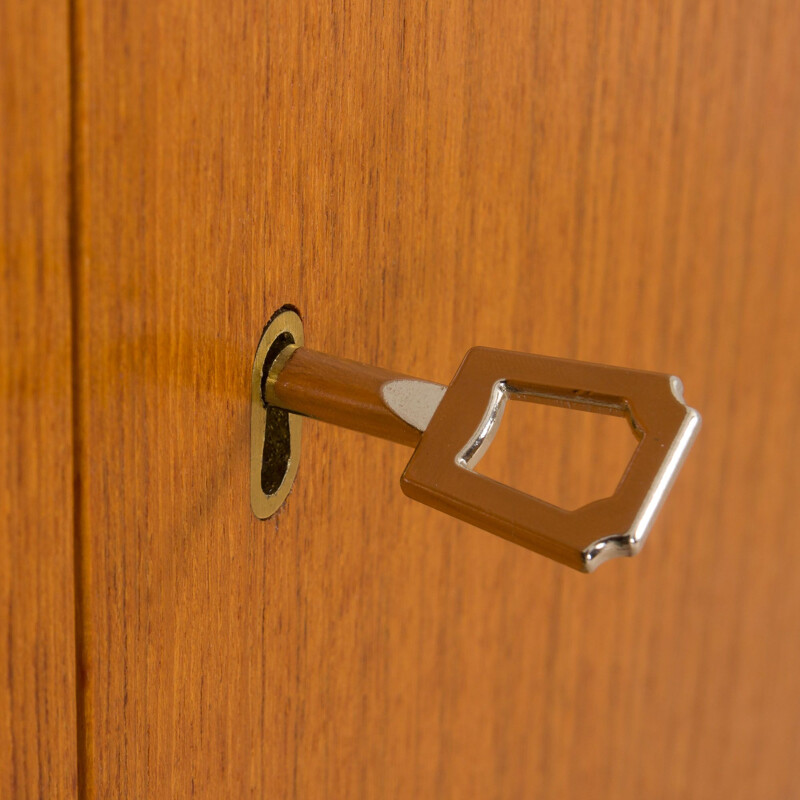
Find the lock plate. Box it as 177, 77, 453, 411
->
250, 307, 304, 519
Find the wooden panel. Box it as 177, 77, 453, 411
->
0, 0, 77, 796
74, 0, 800, 797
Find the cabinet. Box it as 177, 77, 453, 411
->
3, 1, 800, 797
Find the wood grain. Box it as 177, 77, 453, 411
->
73, 0, 800, 797
0, 0, 77, 796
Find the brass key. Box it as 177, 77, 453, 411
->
251, 307, 701, 572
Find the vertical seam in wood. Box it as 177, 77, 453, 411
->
69, 0, 90, 795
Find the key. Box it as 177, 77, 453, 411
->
252, 307, 700, 572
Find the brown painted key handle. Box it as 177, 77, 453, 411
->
252, 307, 700, 572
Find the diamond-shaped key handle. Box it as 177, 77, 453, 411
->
252, 307, 701, 572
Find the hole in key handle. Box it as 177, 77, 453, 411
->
466, 384, 641, 511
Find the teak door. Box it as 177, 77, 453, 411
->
3, 0, 800, 797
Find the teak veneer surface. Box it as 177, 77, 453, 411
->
0, 0, 77, 796
70, 0, 800, 797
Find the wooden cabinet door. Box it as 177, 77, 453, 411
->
7, 0, 799, 797
1, 1, 77, 797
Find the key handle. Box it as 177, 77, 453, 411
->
400, 347, 700, 572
